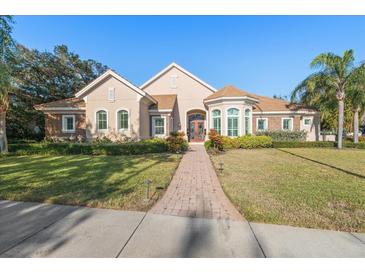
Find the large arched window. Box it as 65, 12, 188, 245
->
211, 109, 221, 134
244, 108, 252, 135
227, 108, 239, 137
117, 110, 129, 130
96, 110, 107, 131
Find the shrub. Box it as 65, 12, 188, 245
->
204, 140, 213, 150
208, 129, 224, 151
8, 138, 169, 156
256, 130, 307, 141
166, 131, 189, 153
272, 141, 335, 148
238, 135, 272, 149
222, 136, 241, 149
343, 141, 365, 149
221, 135, 272, 149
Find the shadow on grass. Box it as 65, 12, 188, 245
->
277, 148, 365, 180
0, 154, 178, 209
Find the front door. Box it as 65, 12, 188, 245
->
189, 120, 205, 142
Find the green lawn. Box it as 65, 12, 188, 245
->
210, 148, 365, 232
0, 154, 181, 211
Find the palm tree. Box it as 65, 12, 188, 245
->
0, 16, 15, 153
292, 50, 360, 149
348, 65, 365, 143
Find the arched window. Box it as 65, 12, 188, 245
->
96, 110, 107, 131
117, 110, 129, 130
227, 108, 239, 137
244, 108, 252, 135
211, 109, 221, 134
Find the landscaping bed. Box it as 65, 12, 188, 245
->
0, 153, 182, 211
210, 148, 365, 232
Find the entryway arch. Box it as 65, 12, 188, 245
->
186, 109, 206, 142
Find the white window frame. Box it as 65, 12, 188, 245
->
95, 109, 108, 132
62, 115, 75, 133
152, 116, 166, 138
108, 87, 115, 102
226, 108, 240, 137
282, 117, 294, 131
115, 108, 130, 132
256, 118, 268, 131
244, 108, 252, 135
303, 117, 312, 126
211, 108, 222, 135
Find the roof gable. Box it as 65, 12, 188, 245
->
75, 69, 157, 103
140, 62, 217, 93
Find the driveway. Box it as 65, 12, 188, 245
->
1, 200, 364, 258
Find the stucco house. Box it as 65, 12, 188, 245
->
34, 62, 320, 142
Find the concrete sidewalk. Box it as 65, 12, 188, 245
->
0, 200, 364, 258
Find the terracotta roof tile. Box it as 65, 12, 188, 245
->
150, 94, 177, 110
34, 98, 85, 110
204, 85, 259, 101
253, 95, 315, 112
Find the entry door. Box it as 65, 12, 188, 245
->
189, 120, 205, 142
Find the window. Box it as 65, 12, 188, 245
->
212, 109, 221, 134
96, 110, 108, 131
256, 118, 268, 131
282, 118, 293, 131
303, 118, 312, 126
244, 108, 252, 135
108, 87, 115, 102
62, 115, 75, 133
117, 110, 129, 130
152, 116, 166, 137
227, 108, 239, 137
170, 75, 178, 89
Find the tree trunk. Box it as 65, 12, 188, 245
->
0, 111, 8, 153
353, 108, 359, 144
337, 99, 344, 149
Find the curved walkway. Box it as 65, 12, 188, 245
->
150, 144, 243, 221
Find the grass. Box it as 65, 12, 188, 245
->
0, 153, 181, 211
210, 148, 365, 232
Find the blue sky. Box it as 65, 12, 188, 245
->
12, 16, 365, 98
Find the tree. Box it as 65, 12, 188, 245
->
0, 16, 15, 153
291, 50, 362, 149
347, 65, 365, 143
7, 43, 108, 140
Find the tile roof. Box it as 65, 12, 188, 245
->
253, 95, 316, 112
205, 85, 316, 113
204, 85, 259, 101
150, 94, 177, 110
34, 98, 85, 110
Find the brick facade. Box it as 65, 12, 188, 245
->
252, 114, 301, 134
45, 112, 86, 138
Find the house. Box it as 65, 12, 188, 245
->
34, 62, 321, 142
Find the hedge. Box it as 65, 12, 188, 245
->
273, 141, 365, 149
256, 130, 307, 141
8, 138, 169, 156
272, 141, 335, 148
218, 135, 272, 150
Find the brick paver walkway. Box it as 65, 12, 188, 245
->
150, 144, 243, 221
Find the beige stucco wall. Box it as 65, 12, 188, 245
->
82, 76, 147, 140
300, 114, 321, 141
142, 66, 215, 135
